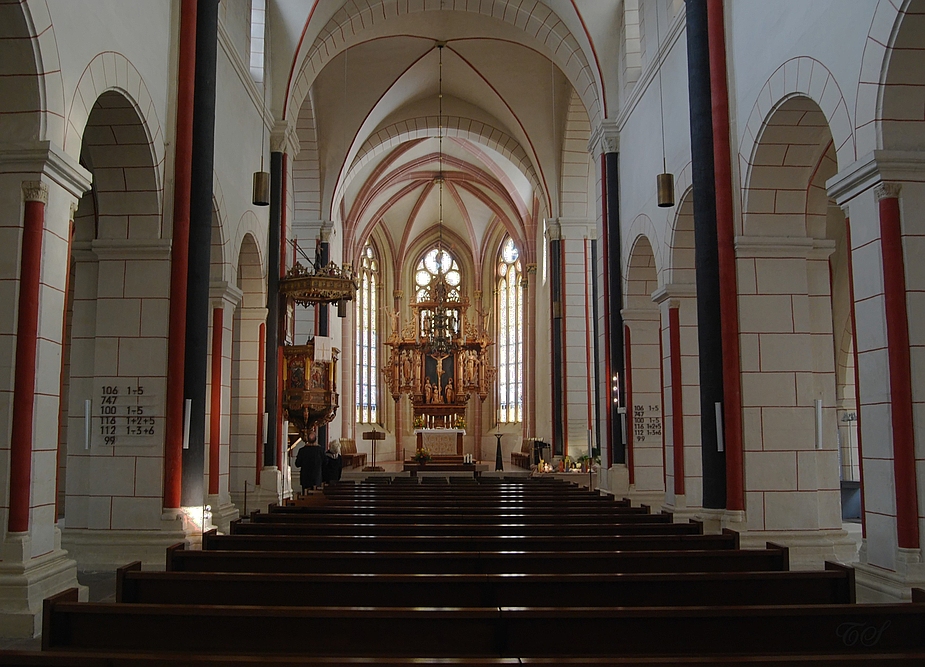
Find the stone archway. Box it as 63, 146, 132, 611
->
230, 230, 267, 511
624, 233, 665, 507
60, 89, 181, 570
737, 94, 856, 565
656, 189, 702, 513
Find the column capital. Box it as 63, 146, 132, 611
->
525, 263, 538, 275
651, 282, 696, 304
875, 182, 902, 201
271, 120, 300, 157
22, 181, 48, 204
1, 140, 91, 198
393, 289, 403, 300
588, 119, 620, 156
544, 219, 562, 241
826, 150, 925, 205
210, 280, 244, 308
319, 220, 336, 243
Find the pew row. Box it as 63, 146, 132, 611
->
10, 652, 925, 666
200, 530, 739, 553
117, 561, 856, 607
230, 518, 704, 537
165, 542, 790, 574
42, 587, 925, 658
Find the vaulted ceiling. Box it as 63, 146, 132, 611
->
272, 1, 619, 267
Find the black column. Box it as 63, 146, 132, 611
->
605, 152, 627, 464
264, 151, 283, 468
316, 240, 330, 449
549, 238, 564, 457
685, 0, 726, 509
181, 0, 218, 507
317, 241, 330, 336
591, 239, 602, 457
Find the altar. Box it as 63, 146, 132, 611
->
414, 428, 465, 455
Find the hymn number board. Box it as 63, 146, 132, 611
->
93, 379, 161, 447
633, 404, 662, 442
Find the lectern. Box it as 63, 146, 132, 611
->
362, 430, 386, 471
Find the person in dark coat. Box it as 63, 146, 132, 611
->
295, 429, 323, 492
322, 440, 343, 484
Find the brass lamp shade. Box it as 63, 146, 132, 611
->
252, 171, 270, 206
657, 172, 675, 208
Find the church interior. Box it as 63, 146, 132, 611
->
2, 0, 925, 660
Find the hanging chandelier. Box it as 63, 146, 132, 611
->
420, 43, 459, 357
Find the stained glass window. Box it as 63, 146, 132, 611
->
356, 243, 378, 423
497, 237, 523, 423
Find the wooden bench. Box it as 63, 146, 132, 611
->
510, 440, 533, 469
117, 561, 856, 608
232, 518, 704, 537
201, 530, 740, 553
6, 650, 925, 666
166, 542, 791, 574
42, 586, 925, 658
338, 438, 366, 468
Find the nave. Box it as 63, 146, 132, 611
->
3, 477, 925, 665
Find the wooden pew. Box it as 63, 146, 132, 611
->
231, 518, 704, 537
42, 587, 925, 658
199, 530, 740, 553
165, 542, 791, 574
258, 509, 666, 524
6, 650, 925, 666
117, 561, 856, 607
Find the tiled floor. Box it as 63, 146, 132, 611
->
0, 570, 115, 651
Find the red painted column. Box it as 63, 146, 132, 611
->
659, 320, 667, 491
843, 216, 866, 537
877, 183, 919, 550
707, 0, 744, 512
255, 322, 266, 480
669, 305, 685, 496
208, 307, 223, 496
624, 324, 634, 485
163, 0, 197, 510
8, 181, 48, 533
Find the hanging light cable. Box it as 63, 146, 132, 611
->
656, 5, 675, 208
252, 59, 270, 206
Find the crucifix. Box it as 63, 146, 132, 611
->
430, 352, 450, 403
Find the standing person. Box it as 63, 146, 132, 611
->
323, 440, 343, 484
295, 428, 324, 492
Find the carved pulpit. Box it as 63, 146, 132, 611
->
282, 338, 339, 440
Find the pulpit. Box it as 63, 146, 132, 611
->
282, 339, 339, 440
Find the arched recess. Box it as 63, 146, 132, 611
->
856, 0, 925, 152
203, 195, 240, 531
739, 57, 855, 219
229, 229, 266, 506
285, 1, 603, 131
624, 232, 665, 503
65, 53, 165, 182
0, 0, 65, 143
659, 189, 702, 510
738, 94, 854, 543
559, 89, 593, 221
60, 89, 169, 567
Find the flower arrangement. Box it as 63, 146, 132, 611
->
455, 416, 467, 429
412, 447, 432, 463
413, 415, 426, 428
